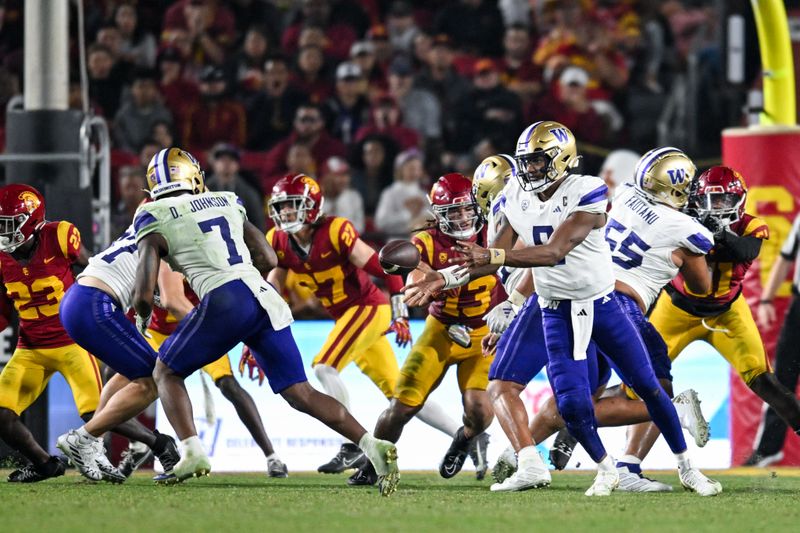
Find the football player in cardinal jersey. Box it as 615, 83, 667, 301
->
621, 165, 800, 482
449, 122, 719, 496
133, 148, 398, 495
265, 173, 459, 478
0, 184, 104, 482
350, 173, 504, 485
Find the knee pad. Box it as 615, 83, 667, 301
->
554, 390, 595, 430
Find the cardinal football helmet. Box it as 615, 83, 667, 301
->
0, 184, 46, 253
686, 166, 747, 226
514, 121, 580, 192
146, 147, 205, 199
268, 174, 325, 234
430, 173, 482, 239
633, 147, 696, 209
472, 154, 516, 217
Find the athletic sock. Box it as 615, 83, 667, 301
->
415, 401, 460, 437
76, 426, 95, 442
675, 451, 691, 472
616, 454, 642, 474
597, 455, 616, 472
517, 446, 543, 470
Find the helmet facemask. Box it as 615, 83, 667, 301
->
686, 188, 745, 226
515, 149, 562, 193
268, 195, 319, 234
0, 212, 32, 253
432, 199, 483, 239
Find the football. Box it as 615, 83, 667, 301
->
379, 240, 421, 275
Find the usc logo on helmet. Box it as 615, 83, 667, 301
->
300, 175, 320, 195
18, 191, 41, 213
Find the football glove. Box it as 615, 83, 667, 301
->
238, 345, 265, 386
484, 289, 527, 335
385, 294, 412, 348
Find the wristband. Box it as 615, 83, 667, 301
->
489, 248, 506, 265
439, 265, 469, 290
390, 293, 409, 319
508, 289, 527, 307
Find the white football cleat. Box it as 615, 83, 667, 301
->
56, 430, 103, 482
492, 446, 518, 484
490, 463, 551, 492
92, 439, 126, 483
617, 466, 673, 492
585, 469, 619, 497
172, 438, 211, 483
673, 389, 710, 447
679, 465, 722, 496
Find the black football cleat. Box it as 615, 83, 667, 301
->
468, 432, 490, 481
549, 428, 577, 470
7, 456, 66, 483
118, 441, 153, 478
318, 443, 365, 474
154, 434, 181, 476
440, 427, 471, 479
347, 461, 378, 486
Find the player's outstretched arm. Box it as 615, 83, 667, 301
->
133, 233, 167, 326
672, 247, 711, 296
453, 211, 604, 269
243, 220, 278, 275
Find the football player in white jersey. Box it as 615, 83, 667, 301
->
449, 122, 720, 496
56, 223, 180, 482
496, 148, 719, 491
132, 148, 399, 495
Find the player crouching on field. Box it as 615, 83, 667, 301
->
350, 173, 503, 484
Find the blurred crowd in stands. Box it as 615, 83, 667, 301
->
0, 0, 734, 245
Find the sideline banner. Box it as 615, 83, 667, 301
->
150, 320, 730, 472
722, 126, 800, 465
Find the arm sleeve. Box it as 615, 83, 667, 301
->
362, 253, 404, 293
713, 232, 763, 262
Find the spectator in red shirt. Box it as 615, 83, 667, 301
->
282, 0, 359, 62
531, 65, 609, 146
291, 45, 333, 104
261, 103, 346, 192
180, 66, 246, 153
499, 24, 543, 105
157, 46, 200, 124
163, 0, 235, 65
355, 93, 419, 151
224, 24, 272, 105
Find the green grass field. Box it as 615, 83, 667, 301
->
2, 469, 798, 532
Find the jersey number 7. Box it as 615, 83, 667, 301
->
198, 216, 244, 266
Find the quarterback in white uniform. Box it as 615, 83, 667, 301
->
132, 147, 400, 495
452, 122, 721, 496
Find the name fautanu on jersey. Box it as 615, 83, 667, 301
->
624, 192, 660, 225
